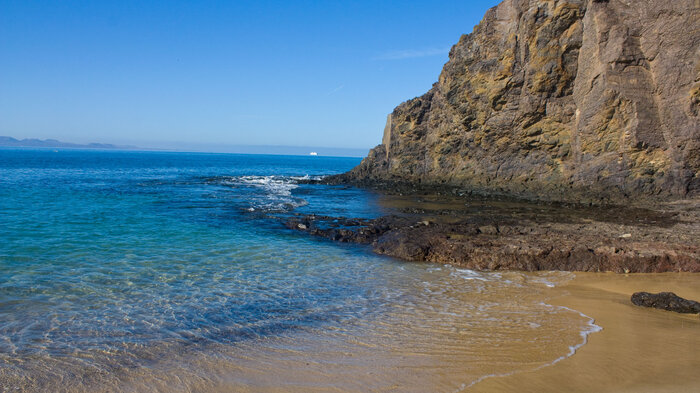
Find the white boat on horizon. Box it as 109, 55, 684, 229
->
309, 152, 318, 156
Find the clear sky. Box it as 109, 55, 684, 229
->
0, 0, 498, 151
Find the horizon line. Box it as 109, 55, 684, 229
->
0, 135, 372, 157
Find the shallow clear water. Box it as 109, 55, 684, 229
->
0, 148, 597, 392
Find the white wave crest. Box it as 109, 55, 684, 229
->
221, 175, 309, 212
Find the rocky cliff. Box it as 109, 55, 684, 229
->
338, 0, 700, 203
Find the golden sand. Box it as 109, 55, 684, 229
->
5, 272, 697, 392
473, 273, 700, 392
198, 272, 700, 392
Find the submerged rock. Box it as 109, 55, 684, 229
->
631, 292, 700, 314
331, 0, 700, 204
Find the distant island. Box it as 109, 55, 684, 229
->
0, 136, 368, 157
0, 136, 136, 150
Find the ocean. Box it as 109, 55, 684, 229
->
0, 148, 598, 392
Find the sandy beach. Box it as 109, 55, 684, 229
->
473, 272, 700, 392
199, 271, 700, 393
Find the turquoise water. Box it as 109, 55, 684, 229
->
0, 149, 597, 392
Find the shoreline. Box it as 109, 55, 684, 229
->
285, 191, 700, 273
280, 187, 700, 390
472, 272, 700, 392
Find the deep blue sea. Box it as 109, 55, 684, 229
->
0, 148, 598, 392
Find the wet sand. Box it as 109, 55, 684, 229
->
473, 272, 700, 392
1, 268, 595, 393
5, 271, 696, 392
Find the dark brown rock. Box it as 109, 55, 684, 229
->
333, 0, 700, 204
283, 197, 700, 273
631, 292, 700, 314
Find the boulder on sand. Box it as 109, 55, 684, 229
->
631, 292, 700, 314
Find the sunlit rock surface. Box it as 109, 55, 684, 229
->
337, 0, 700, 203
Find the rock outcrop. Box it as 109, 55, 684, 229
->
631, 292, 700, 314
284, 205, 700, 273
335, 0, 700, 204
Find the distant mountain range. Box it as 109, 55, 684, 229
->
0, 136, 369, 157
0, 136, 136, 150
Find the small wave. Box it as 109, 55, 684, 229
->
546, 304, 603, 364
439, 267, 599, 392
528, 271, 576, 288
290, 174, 325, 181
217, 175, 310, 212
452, 303, 602, 392
227, 175, 298, 196
450, 267, 501, 282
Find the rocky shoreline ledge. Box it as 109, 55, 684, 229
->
283, 188, 700, 273
286, 0, 700, 274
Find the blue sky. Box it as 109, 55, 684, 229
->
0, 0, 498, 152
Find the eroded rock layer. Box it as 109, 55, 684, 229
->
338, 0, 700, 203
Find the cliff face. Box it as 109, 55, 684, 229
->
342, 0, 700, 203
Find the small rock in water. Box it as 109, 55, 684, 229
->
631, 292, 700, 314
297, 223, 307, 230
